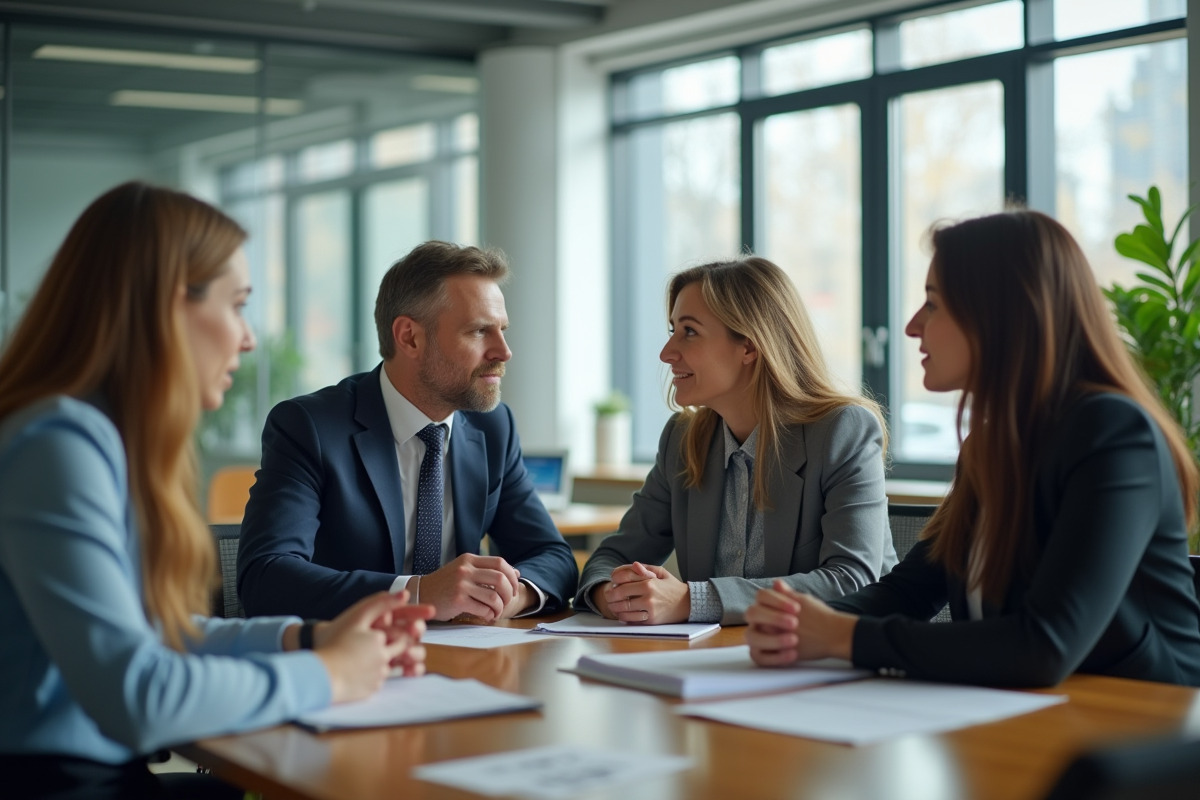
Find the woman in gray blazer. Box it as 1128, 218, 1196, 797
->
747, 210, 1200, 687
576, 257, 896, 626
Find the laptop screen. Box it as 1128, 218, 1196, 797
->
522, 451, 570, 510
523, 453, 566, 495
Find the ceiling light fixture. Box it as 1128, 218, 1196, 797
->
411, 75, 479, 94
34, 45, 260, 74
111, 90, 302, 115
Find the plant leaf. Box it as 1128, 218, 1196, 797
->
1115, 233, 1168, 271
1133, 272, 1175, 296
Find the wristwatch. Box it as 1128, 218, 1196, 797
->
298, 620, 318, 650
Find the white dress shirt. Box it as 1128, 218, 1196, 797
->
379, 369, 546, 613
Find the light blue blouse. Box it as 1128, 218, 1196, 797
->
0, 396, 331, 764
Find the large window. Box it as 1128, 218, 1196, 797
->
217, 110, 479, 398
611, 0, 1187, 476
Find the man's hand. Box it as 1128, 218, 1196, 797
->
593, 562, 690, 624
412, 553, 529, 622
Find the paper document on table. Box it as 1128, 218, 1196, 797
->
420, 624, 544, 649
570, 644, 869, 699
533, 612, 719, 640
295, 674, 540, 733
677, 678, 1066, 745
414, 744, 691, 800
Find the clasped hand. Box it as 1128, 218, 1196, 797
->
745, 580, 857, 666
594, 561, 690, 624
414, 553, 530, 622
309, 590, 435, 704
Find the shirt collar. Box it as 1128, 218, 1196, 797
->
721, 421, 758, 467
378, 366, 455, 447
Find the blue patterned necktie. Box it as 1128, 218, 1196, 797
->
412, 423, 446, 575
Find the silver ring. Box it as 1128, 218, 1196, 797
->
642, 610, 648, 622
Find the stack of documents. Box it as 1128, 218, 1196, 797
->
533, 612, 719, 640
570, 644, 868, 699
295, 674, 540, 732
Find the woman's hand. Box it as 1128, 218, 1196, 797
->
312, 591, 436, 703
596, 562, 690, 624
745, 580, 857, 666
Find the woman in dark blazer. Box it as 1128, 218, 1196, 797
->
576, 257, 896, 626
747, 209, 1200, 687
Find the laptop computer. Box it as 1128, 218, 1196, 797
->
522, 450, 571, 512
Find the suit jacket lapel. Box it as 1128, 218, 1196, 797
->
352, 365, 408, 573
764, 424, 806, 572
449, 412, 486, 555
685, 425, 726, 581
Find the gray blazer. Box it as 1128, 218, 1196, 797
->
576, 405, 897, 624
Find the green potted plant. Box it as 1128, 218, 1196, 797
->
1103, 186, 1200, 549
594, 390, 632, 467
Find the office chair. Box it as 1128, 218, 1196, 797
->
887, 503, 951, 622
1042, 736, 1200, 800
206, 464, 257, 524
210, 523, 245, 619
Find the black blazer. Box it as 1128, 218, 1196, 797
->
830, 393, 1200, 687
237, 366, 578, 619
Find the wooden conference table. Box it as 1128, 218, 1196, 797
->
179, 619, 1200, 800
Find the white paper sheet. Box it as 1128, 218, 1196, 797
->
295, 674, 540, 732
677, 678, 1067, 745
421, 624, 545, 649
533, 612, 720, 640
413, 744, 692, 800
571, 645, 870, 698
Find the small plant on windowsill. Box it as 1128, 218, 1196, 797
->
594, 390, 632, 468
1102, 186, 1200, 551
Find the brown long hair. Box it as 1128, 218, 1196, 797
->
667, 257, 887, 509
0, 181, 247, 649
922, 210, 1199, 602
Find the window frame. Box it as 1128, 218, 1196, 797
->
609, 1, 1187, 478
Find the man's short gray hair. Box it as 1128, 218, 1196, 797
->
374, 240, 509, 359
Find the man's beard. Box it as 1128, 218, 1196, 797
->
419, 350, 505, 413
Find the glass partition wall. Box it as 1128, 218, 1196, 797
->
0, 21, 478, 473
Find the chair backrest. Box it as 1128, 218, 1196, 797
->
887, 502, 951, 623
888, 503, 938, 561
207, 465, 257, 523
211, 523, 245, 619
1042, 736, 1200, 800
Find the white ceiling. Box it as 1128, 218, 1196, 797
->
0, 0, 614, 54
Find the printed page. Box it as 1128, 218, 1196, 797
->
534, 612, 719, 640
677, 678, 1067, 745
296, 674, 540, 732
414, 744, 691, 800
421, 624, 546, 649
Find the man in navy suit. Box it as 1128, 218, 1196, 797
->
237, 241, 578, 621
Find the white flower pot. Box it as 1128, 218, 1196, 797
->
595, 412, 631, 467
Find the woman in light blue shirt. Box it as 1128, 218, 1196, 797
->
0, 181, 434, 798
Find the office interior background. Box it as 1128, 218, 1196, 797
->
0, 0, 1192, 486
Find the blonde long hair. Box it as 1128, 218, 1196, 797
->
922, 210, 1199, 602
667, 257, 887, 509
0, 181, 247, 649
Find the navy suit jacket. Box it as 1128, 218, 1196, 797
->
237, 366, 578, 619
